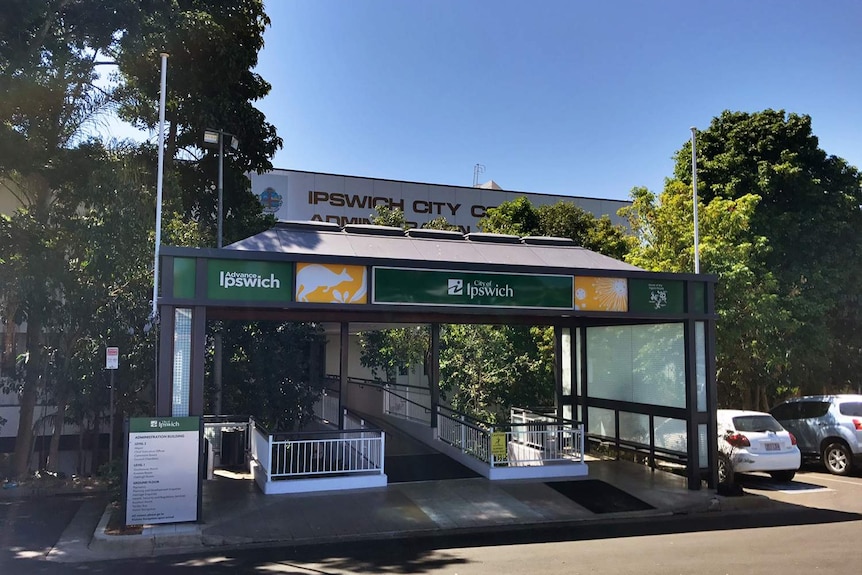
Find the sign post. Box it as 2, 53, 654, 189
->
106, 347, 119, 463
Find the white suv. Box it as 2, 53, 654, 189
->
770, 395, 862, 476
717, 409, 801, 483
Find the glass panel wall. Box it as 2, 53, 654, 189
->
172, 308, 192, 417
696, 321, 707, 411
586, 323, 685, 408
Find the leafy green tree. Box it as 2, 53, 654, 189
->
0, 1, 281, 477
218, 321, 326, 432
0, 0, 145, 478
478, 196, 540, 236
480, 197, 631, 259
369, 205, 408, 229
422, 216, 460, 231
114, 0, 281, 246
622, 181, 793, 409
439, 324, 554, 423
674, 110, 862, 395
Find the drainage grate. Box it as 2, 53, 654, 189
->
546, 480, 655, 514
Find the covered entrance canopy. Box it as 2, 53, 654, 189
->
156, 221, 718, 489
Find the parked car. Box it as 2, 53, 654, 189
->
770, 395, 862, 476
717, 409, 801, 483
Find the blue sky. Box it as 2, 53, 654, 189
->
104, 1, 862, 202
253, 0, 862, 201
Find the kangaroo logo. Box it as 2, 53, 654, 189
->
296, 264, 367, 303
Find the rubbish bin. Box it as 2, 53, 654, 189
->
220, 428, 247, 468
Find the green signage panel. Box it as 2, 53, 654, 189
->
692, 282, 706, 313
629, 279, 685, 314
373, 267, 573, 309
172, 257, 196, 299
129, 416, 201, 433
206, 259, 293, 302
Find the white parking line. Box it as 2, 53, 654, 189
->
806, 475, 862, 487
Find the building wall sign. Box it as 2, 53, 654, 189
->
296, 263, 367, 303
250, 170, 630, 233
206, 259, 293, 302
629, 279, 685, 314
125, 416, 200, 526
574, 276, 628, 312
373, 267, 574, 309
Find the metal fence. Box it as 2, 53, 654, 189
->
436, 406, 584, 468
382, 383, 432, 425
250, 417, 385, 481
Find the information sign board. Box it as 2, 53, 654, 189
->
125, 417, 201, 526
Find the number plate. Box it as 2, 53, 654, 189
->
764, 442, 780, 451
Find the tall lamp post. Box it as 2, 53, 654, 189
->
203, 129, 239, 248
203, 129, 238, 415
690, 126, 700, 274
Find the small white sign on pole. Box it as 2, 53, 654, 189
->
106, 347, 119, 370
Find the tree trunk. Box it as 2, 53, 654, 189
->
11, 313, 42, 479
91, 411, 101, 475
46, 393, 67, 473
77, 417, 86, 476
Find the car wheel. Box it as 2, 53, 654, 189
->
822, 442, 852, 476
769, 470, 796, 482
717, 453, 733, 484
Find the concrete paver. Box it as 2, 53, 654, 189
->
39, 458, 772, 563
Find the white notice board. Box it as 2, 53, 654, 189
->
125, 417, 201, 526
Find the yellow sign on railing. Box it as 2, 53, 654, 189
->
491, 432, 508, 459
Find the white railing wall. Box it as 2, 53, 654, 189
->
249, 416, 385, 482
250, 419, 271, 481
437, 411, 491, 463
383, 384, 432, 425
437, 407, 585, 468
313, 391, 341, 425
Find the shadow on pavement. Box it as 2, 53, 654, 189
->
52, 496, 861, 575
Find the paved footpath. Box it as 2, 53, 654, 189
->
23, 460, 778, 564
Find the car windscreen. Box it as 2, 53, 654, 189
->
838, 402, 862, 417
732, 415, 785, 432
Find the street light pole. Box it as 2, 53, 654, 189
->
217, 132, 224, 248
203, 129, 238, 415
690, 126, 700, 274
203, 129, 238, 249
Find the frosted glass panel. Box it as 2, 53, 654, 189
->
698, 423, 708, 468
172, 308, 192, 417
619, 411, 649, 445
563, 404, 573, 422
588, 407, 615, 437
576, 329, 583, 395
586, 326, 633, 402
587, 324, 685, 408
632, 324, 685, 407
654, 417, 687, 453
561, 327, 572, 396
696, 322, 707, 412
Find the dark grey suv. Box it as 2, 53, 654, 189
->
770, 395, 862, 475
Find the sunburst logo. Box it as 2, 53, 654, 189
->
574, 277, 628, 311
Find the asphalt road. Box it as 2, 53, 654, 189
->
3, 466, 861, 574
